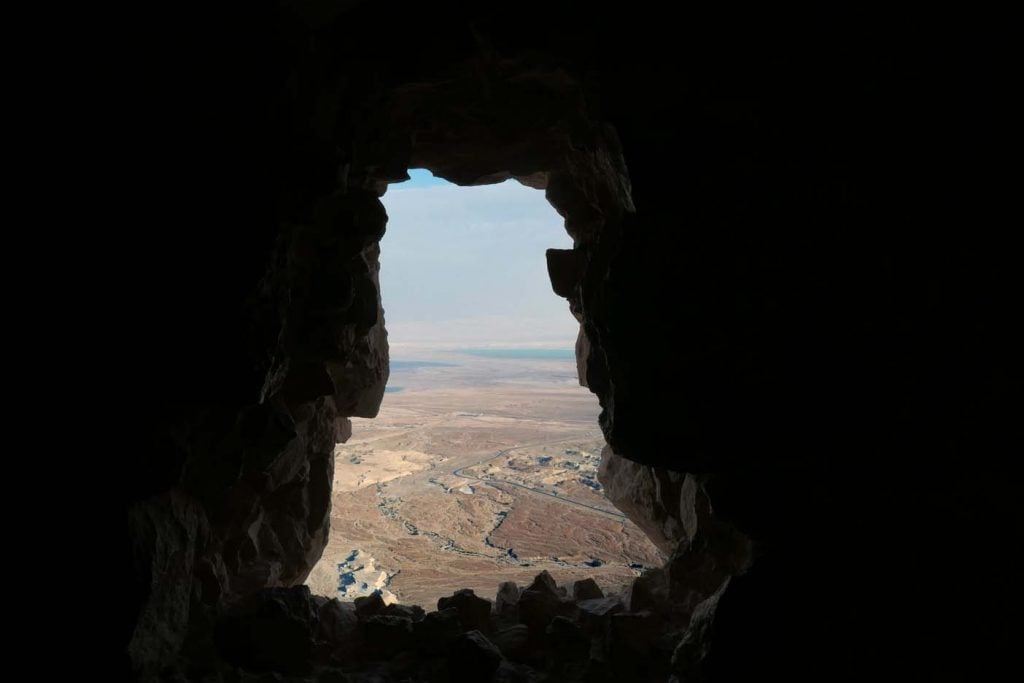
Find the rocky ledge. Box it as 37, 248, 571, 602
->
161, 566, 731, 682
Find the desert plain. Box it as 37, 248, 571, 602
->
305, 346, 663, 607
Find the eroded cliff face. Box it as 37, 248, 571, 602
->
596, 447, 693, 555
127, 199, 390, 675
121, 1, 1010, 681
124, 14, 756, 674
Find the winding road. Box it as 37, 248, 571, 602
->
451, 439, 627, 521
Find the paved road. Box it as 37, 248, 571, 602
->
451, 439, 627, 521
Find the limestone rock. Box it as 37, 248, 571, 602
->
334, 550, 395, 601
597, 446, 687, 555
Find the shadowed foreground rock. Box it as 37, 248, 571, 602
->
438, 589, 493, 633
159, 570, 735, 681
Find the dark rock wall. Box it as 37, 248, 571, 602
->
119, 2, 1010, 680
123, 5, 393, 674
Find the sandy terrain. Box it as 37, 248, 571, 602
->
306, 349, 663, 607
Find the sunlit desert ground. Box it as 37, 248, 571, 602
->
306, 348, 663, 607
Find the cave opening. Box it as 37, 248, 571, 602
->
123, 5, 1008, 680
128, 22, 760, 680
305, 168, 663, 608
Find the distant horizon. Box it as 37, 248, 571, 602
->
379, 169, 579, 347
389, 347, 576, 362
386, 334, 578, 350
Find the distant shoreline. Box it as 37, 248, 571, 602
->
456, 348, 574, 360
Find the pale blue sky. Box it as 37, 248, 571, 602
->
379, 169, 578, 347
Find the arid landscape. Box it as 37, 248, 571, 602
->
306, 347, 664, 608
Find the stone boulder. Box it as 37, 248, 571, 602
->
577, 596, 625, 634
490, 624, 531, 662
609, 611, 669, 681
354, 591, 386, 620
448, 630, 503, 682
495, 581, 521, 621
545, 616, 590, 663
438, 588, 493, 633
517, 572, 563, 634
414, 607, 465, 655
382, 603, 426, 621
597, 447, 691, 555
572, 578, 604, 601
213, 587, 319, 675
362, 614, 415, 657
315, 597, 358, 644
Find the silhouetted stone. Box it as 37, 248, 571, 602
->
382, 603, 426, 621
448, 630, 503, 682
495, 581, 520, 619
493, 660, 543, 683
572, 578, 604, 601
363, 614, 415, 656
577, 597, 625, 632
671, 579, 731, 679
127, 492, 208, 676
545, 248, 581, 299
334, 417, 353, 444
629, 567, 670, 614
214, 587, 318, 675
546, 616, 589, 661
354, 592, 386, 620
414, 607, 464, 654
316, 598, 358, 644
517, 590, 561, 635
438, 589, 493, 632
317, 669, 350, 683
525, 571, 560, 597
609, 611, 667, 680
490, 624, 530, 661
